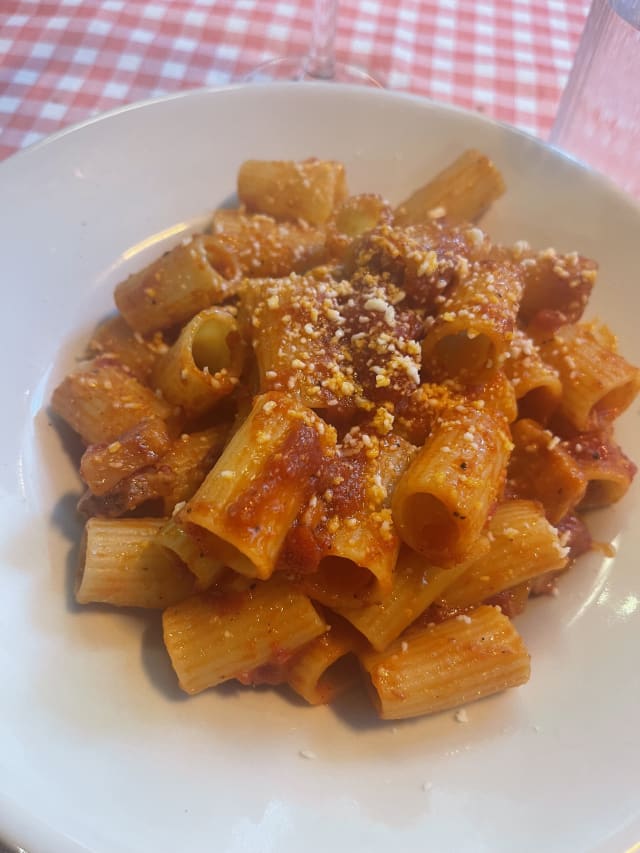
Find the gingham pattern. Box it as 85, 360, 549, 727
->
0, 0, 590, 161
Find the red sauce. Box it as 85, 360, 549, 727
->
278, 521, 329, 574
322, 454, 367, 518
226, 422, 324, 534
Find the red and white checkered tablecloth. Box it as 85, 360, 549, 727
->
0, 0, 590, 162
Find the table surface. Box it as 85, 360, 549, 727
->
1, 0, 591, 162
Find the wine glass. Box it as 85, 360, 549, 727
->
245, 0, 381, 85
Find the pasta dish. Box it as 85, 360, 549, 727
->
51, 152, 639, 720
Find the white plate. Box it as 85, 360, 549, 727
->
2, 84, 640, 853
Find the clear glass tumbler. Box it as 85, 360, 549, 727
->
550, 0, 640, 198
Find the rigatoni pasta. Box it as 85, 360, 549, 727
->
114, 236, 240, 335
507, 419, 587, 524
163, 577, 327, 694
182, 392, 336, 580
211, 208, 326, 277
152, 306, 245, 417
52, 152, 638, 725
361, 605, 530, 720
539, 322, 640, 431
434, 499, 569, 613
237, 158, 347, 225
333, 539, 488, 651
51, 356, 173, 445
421, 260, 522, 381
394, 149, 506, 226
286, 614, 365, 705
77, 517, 197, 608
391, 405, 512, 564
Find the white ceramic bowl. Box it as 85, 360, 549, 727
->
1, 84, 639, 853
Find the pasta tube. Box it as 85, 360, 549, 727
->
87, 314, 167, 381
394, 149, 506, 226
115, 236, 240, 335
163, 578, 327, 694
440, 499, 568, 610
299, 433, 415, 606
422, 260, 523, 381
152, 307, 245, 417
325, 194, 392, 261
396, 373, 517, 447
77, 517, 196, 607
343, 221, 493, 317
361, 605, 530, 720
539, 323, 640, 431
333, 540, 488, 651
507, 419, 587, 523
237, 158, 347, 225
153, 517, 224, 589
567, 431, 638, 509
240, 272, 362, 414
51, 356, 173, 445
181, 393, 336, 579
392, 406, 512, 564
211, 209, 326, 277
287, 616, 364, 705
504, 329, 562, 424
516, 246, 596, 326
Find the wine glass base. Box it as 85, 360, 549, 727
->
244, 56, 382, 87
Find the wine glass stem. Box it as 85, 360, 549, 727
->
304, 0, 338, 79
